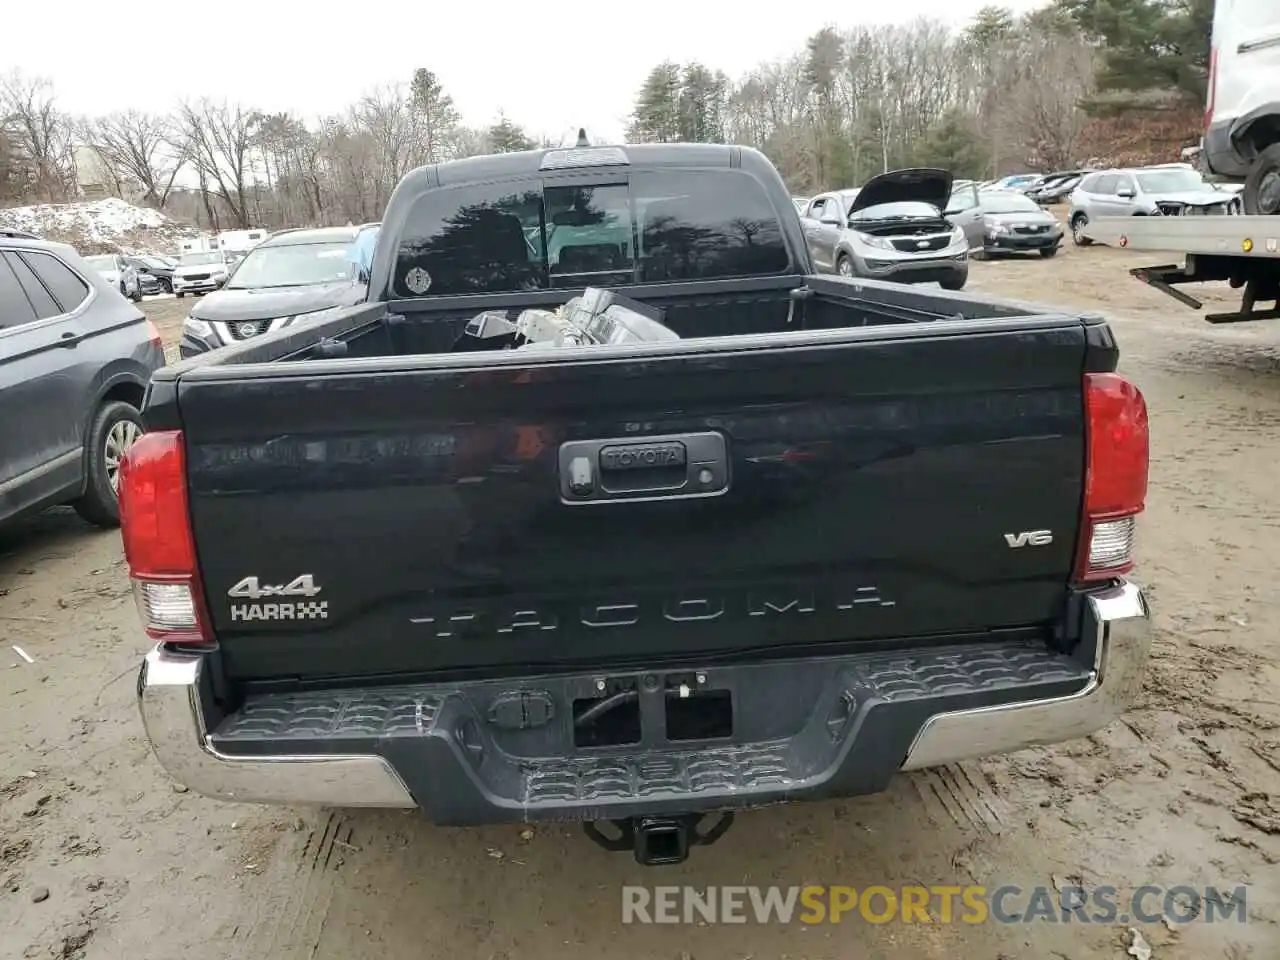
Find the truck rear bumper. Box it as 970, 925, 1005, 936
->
137, 581, 1149, 819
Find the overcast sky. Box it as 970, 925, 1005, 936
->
10, 0, 1048, 141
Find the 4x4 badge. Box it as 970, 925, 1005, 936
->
227, 575, 327, 622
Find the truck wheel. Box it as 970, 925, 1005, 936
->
73, 401, 144, 528
1242, 144, 1280, 215
1040, 246, 1060, 258
836, 254, 855, 277
1071, 214, 1093, 246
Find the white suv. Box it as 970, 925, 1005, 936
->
172, 251, 232, 298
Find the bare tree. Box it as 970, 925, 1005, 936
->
1, 71, 76, 202
0, 20, 1113, 235
1007, 28, 1097, 171
177, 99, 260, 227
85, 110, 184, 208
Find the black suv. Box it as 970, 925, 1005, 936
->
178, 225, 375, 357
0, 235, 166, 527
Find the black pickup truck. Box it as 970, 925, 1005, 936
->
125, 142, 1151, 865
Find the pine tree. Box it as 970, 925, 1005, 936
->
629, 63, 682, 142
409, 68, 461, 161
678, 64, 727, 143
915, 111, 989, 179
1054, 0, 1212, 107
487, 112, 534, 153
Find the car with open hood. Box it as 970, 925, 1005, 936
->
800, 168, 969, 289
178, 225, 371, 358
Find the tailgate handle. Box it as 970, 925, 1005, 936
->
559, 432, 728, 504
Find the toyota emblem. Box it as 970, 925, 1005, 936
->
916, 240, 929, 249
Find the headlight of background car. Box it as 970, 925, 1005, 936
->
183, 316, 214, 339
855, 232, 895, 250
984, 219, 1009, 236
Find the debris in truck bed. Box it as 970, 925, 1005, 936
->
457, 287, 678, 352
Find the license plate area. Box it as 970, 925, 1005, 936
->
572, 671, 734, 748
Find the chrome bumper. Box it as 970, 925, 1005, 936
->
136, 580, 1150, 809
900, 580, 1151, 769
136, 647, 416, 807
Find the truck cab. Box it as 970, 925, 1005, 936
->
1205, 0, 1280, 213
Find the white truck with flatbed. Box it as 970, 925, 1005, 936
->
1079, 0, 1280, 325
1084, 215, 1280, 323
1203, 0, 1280, 214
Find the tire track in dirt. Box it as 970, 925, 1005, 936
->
222, 811, 357, 959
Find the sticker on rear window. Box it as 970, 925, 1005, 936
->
404, 267, 432, 295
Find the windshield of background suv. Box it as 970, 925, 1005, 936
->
1136, 170, 1207, 193
226, 241, 355, 289
848, 201, 939, 222
179, 252, 224, 266
980, 194, 1041, 214
84, 255, 116, 270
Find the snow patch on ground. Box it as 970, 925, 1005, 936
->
0, 198, 194, 251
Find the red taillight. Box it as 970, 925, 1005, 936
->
1073, 373, 1149, 583
144, 319, 163, 349
119, 430, 210, 644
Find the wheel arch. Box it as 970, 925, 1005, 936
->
76, 371, 148, 495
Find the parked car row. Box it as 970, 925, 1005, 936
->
797, 168, 1064, 290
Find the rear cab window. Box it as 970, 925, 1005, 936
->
392, 169, 791, 298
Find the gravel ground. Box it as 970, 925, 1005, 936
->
1, 237, 1278, 960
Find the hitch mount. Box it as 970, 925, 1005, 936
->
583, 812, 735, 865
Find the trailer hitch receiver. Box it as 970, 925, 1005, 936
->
583, 812, 735, 865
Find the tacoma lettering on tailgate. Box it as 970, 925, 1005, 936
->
408, 585, 895, 638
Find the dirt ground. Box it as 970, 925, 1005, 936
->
2, 238, 1279, 960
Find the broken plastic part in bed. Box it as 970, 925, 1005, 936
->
451, 287, 678, 353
